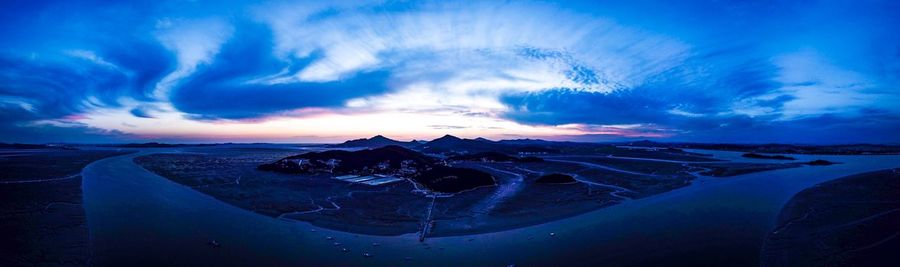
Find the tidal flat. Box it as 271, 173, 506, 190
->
133, 144, 803, 237
0, 149, 131, 266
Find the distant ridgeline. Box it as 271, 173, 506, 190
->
101, 142, 217, 148
329, 134, 559, 155
0, 143, 77, 150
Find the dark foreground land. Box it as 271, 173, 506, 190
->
0, 149, 131, 266
133, 138, 818, 237
760, 168, 900, 266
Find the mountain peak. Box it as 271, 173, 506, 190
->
330, 134, 414, 148
436, 134, 461, 141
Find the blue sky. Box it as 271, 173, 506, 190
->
1, 0, 898, 143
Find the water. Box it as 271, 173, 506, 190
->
82, 148, 900, 266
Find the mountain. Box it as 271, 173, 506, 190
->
473, 137, 494, 143
416, 135, 508, 154
329, 135, 417, 148
496, 138, 558, 146
327, 134, 571, 155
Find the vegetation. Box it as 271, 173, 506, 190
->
535, 173, 576, 184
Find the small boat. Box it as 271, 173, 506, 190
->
363, 252, 373, 258
207, 240, 221, 248
326, 236, 334, 240
341, 248, 349, 253
549, 232, 556, 237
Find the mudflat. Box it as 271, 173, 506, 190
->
761, 168, 900, 266
0, 149, 131, 266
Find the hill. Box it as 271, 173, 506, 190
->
329, 135, 418, 148
258, 145, 495, 193
416, 135, 521, 154
259, 145, 433, 174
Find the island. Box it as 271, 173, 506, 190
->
535, 173, 577, 184
804, 159, 837, 166
742, 153, 796, 160
258, 145, 496, 193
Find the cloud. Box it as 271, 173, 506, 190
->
428, 125, 469, 130
153, 18, 233, 99
0, 102, 134, 144
0, 0, 898, 143
167, 23, 394, 119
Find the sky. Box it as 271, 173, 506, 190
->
1, 0, 898, 144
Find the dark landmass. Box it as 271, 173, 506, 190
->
622, 140, 900, 155
259, 145, 495, 193
328, 135, 419, 148
416, 166, 496, 193
102, 142, 217, 148
696, 162, 802, 177
0, 177, 89, 266
0, 143, 76, 150
416, 134, 498, 154
742, 153, 796, 160
259, 145, 434, 174
805, 159, 838, 166
448, 152, 543, 163
535, 173, 577, 184
0, 149, 131, 266
1, 150, 134, 181
575, 146, 720, 162
416, 135, 558, 155
760, 168, 900, 266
